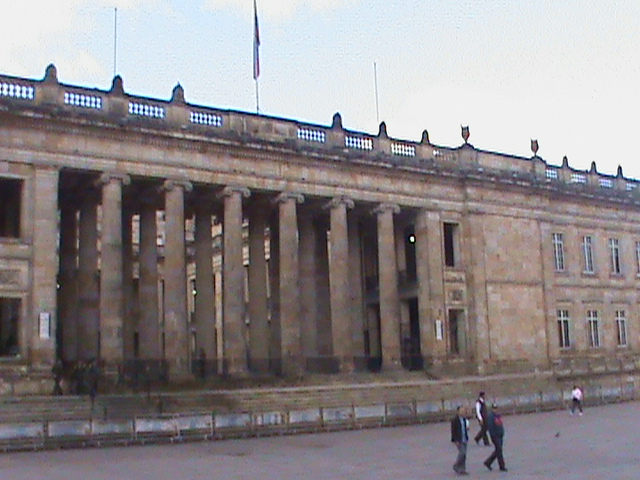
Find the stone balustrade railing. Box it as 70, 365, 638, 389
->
1, 65, 638, 196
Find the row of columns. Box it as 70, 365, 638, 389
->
56, 171, 442, 377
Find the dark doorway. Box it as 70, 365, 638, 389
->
364, 306, 382, 372
448, 309, 465, 355
401, 298, 423, 370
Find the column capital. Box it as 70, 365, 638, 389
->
324, 195, 354, 211
98, 172, 131, 186
162, 179, 193, 193
273, 192, 304, 205
216, 185, 251, 200
372, 203, 400, 216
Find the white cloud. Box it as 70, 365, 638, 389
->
204, 0, 359, 21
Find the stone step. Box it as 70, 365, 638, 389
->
0, 371, 567, 425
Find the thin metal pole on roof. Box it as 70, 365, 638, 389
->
113, 7, 118, 77
374, 61, 380, 124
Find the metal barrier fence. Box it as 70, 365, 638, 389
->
0, 381, 635, 452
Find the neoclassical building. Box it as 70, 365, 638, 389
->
1, 65, 639, 385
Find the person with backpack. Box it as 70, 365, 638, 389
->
483, 404, 508, 472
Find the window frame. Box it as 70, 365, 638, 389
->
587, 310, 601, 348
615, 310, 628, 347
581, 235, 595, 274
557, 309, 571, 349
552, 233, 565, 272
608, 238, 621, 275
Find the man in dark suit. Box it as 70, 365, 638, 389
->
451, 406, 470, 475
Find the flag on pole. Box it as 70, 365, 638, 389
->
253, 0, 260, 80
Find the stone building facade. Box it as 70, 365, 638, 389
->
0, 65, 639, 385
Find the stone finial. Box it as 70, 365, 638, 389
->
332, 112, 343, 130
590, 161, 597, 173
421, 129, 430, 145
43, 64, 58, 84
531, 139, 539, 156
461, 125, 470, 143
617, 165, 624, 178
378, 121, 388, 138
110, 75, 124, 95
562, 156, 569, 167
171, 83, 185, 104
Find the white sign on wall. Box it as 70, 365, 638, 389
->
435, 319, 443, 340
39, 312, 50, 339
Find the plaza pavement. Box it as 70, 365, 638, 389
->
1, 401, 639, 480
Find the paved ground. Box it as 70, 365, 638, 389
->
1, 401, 639, 480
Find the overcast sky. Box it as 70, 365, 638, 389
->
2, 0, 640, 178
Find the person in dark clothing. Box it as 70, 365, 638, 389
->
87, 359, 99, 404
52, 358, 64, 395
474, 391, 491, 446
450, 406, 470, 475
484, 404, 508, 472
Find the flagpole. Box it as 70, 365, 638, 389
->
253, 0, 260, 114
113, 7, 118, 77
374, 61, 380, 124
255, 80, 260, 114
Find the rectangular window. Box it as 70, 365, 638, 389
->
587, 310, 600, 348
552, 233, 565, 271
609, 238, 621, 275
615, 310, 627, 347
0, 298, 20, 356
581, 235, 594, 273
0, 178, 22, 238
443, 223, 459, 268
557, 309, 571, 348
635, 241, 640, 275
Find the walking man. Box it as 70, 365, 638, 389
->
484, 404, 508, 472
451, 406, 470, 475
474, 391, 490, 446
571, 385, 583, 416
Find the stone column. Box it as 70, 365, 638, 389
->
59, 202, 78, 362
315, 217, 332, 359
298, 213, 318, 363
415, 209, 434, 366
194, 204, 217, 365
31, 167, 59, 367
98, 173, 130, 368
326, 196, 355, 372
121, 206, 135, 360
218, 186, 250, 375
163, 179, 192, 377
373, 203, 402, 370
268, 214, 281, 372
77, 194, 100, 361
348, 214, 366, 369
248, 201, 270, 372
139, 202, 161, 360
274, 192, 304, 377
